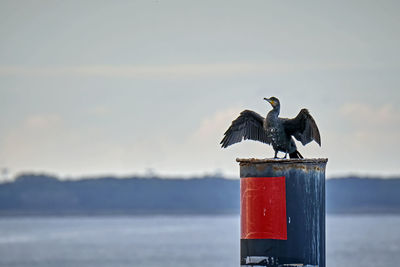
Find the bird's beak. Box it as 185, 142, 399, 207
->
264, 97, 275, 106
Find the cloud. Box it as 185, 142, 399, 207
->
0, 61, 363, 78
2, 102, 399, 178
190, 107, 241, 141
173, 107, 272, 175
0, 113, 65, 172
333, 102, 400, 170
87, 106, 112, 116
186, 103, 400, 177
340, 102, 400, 127
0, 113, 127, 177
24, 114, 62, 129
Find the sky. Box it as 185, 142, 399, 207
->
0, 0, 399, 180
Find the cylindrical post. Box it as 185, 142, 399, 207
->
237, 158, 328, 267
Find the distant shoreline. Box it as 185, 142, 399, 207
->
1, 174, 400, 216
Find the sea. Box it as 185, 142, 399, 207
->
0, 215, 399, 267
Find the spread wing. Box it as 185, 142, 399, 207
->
282, 109, 321, 146
220, 110, 270, 148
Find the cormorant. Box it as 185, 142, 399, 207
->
220, 97, 321, 158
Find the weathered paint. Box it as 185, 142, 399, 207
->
237, 158, 328, 267
241, 176, 287, 240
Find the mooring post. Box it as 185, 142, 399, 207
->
237, 158, 328, 267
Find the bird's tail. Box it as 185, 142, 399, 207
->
289, 150, 303, 159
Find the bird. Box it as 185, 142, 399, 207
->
220, 97, 321, 159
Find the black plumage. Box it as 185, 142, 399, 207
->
220, 97, 321, 159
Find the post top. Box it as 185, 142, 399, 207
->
236, 158, 328, 164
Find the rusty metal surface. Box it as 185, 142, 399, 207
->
237, 158, 327, 178
236, 158, 328, 164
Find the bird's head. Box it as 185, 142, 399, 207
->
264, 97, 280, 108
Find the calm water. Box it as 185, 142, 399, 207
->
0, 215, 399, 267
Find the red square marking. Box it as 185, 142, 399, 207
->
241, 176, 287, 240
